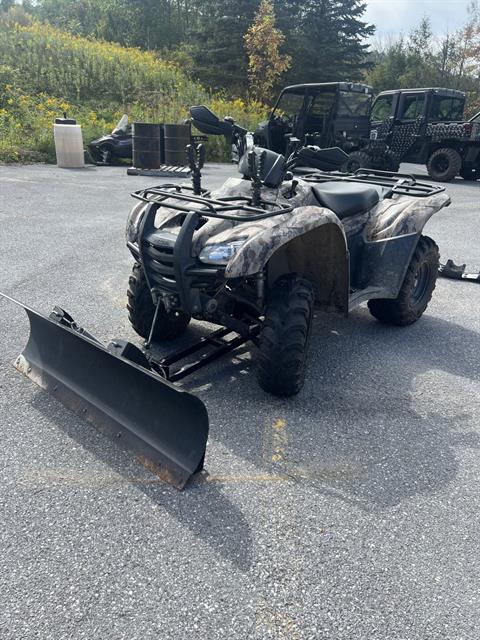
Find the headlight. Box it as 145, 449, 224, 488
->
125, 202, 147, 244
199, 239, 247, 265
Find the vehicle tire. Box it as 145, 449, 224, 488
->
368, 235, 439, 326
127, 262, 190, 341
459, 166, 479, 181
257, 275, 315, 397
427, 148, 462, 182
342, 150, 373, 174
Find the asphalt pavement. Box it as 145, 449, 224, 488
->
0, 161, 479, 639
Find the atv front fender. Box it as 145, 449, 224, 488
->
226, 206, 350, 315
225, 206, 345, 278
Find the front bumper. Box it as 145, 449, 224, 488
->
128, 204, 223, 316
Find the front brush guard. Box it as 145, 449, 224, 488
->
2, 294, 209, 490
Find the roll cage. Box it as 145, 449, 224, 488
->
265, 82, 374, 153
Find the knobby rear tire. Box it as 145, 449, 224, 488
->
368, 235, 439, 326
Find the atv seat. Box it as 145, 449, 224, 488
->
311, 182, 381, 220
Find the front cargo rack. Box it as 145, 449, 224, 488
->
303, 168, 446, 198
132, 183, 294, 221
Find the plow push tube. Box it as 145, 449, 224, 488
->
1, 293, 209, 490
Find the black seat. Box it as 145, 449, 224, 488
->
311, 181, 380, 220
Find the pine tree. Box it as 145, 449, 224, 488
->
191, 0, 258, 95
275, 0, 374, 85
244, 0, 290, 103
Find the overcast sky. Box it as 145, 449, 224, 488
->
364, 0, 472, 40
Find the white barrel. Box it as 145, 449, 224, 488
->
54, 123, 85, 168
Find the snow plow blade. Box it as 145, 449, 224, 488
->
4, 294, 209, 490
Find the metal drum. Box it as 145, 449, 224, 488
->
164, 123, 191, 166
132, 123, 162, 169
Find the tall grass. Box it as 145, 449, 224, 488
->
0, 16, 267, 163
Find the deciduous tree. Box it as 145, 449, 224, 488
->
244, 0, 290, 103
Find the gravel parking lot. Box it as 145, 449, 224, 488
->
0, 162, 479, 639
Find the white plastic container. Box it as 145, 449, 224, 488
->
54, 117, 85, 168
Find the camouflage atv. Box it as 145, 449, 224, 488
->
5, 107, 451, 490
126, 106, 450, 397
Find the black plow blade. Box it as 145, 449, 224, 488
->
2, 294, 209, 490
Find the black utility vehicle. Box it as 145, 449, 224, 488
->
353, 87, 480, 181
254, 82, 374, 158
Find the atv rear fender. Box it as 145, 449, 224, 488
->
225, 206, 349, 315
365, 191, 450, 241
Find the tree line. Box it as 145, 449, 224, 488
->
1, 0, 479, 111
5, 0, 374, 97
367, 7, 480, 114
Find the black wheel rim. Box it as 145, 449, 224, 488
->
432, 155, 449, 174
410, 262, 431, 307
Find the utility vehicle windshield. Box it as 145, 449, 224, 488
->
337, 91, 371, 117
309, 91, 336, 117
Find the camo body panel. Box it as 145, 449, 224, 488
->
372, 116, 480, 163
224, 206, 345, 278
428, 121, 480, 142
150, 177, 320, 252
365, 191, 450, 241
131, 177, 449, 277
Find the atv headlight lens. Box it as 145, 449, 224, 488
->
126, 203, 147, 244
199, 239, 247, 265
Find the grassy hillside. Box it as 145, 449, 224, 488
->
0, 16, 266, 163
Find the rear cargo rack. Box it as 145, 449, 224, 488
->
304, 168, 446, 198
132, 183, 293, 221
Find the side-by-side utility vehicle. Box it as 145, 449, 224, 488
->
243, 84, 480, 181
346, 87, 480, 181
253, 82, 374, 159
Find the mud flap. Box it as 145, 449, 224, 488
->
2, 294, 209, 490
